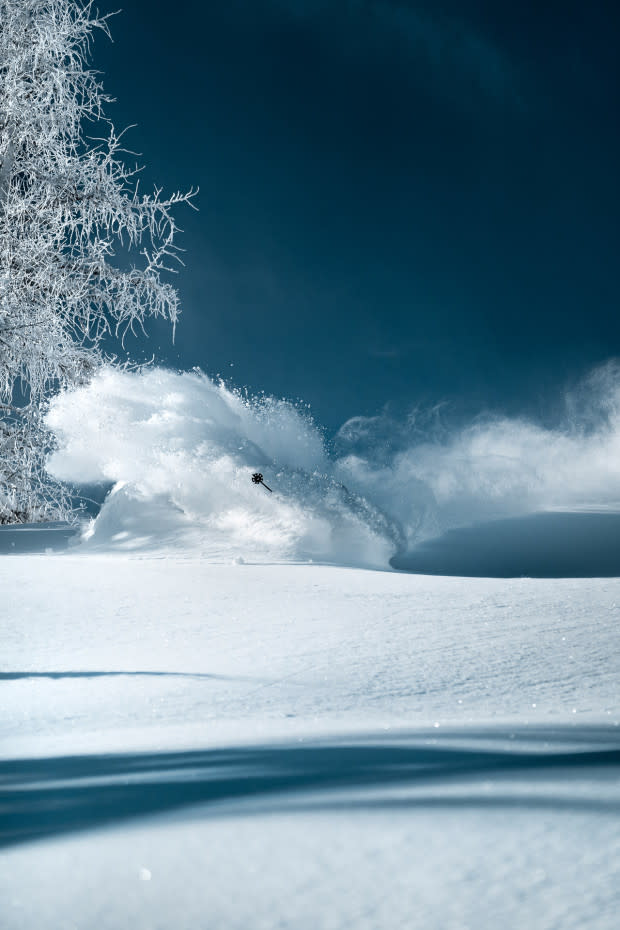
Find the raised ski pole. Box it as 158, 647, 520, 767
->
252, 472, 272, 493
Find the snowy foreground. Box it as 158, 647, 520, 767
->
2, 551, 620, 929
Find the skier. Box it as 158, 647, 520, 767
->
251, 472, 272, 493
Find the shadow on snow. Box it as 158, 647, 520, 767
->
2, 727, 620, 849
393, 511, 620, 577
0, 671, 227, 682
0, 523, 77, 554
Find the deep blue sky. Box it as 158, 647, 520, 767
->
96, 0, 619, 431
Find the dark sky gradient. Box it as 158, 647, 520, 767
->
95, 0, 619, 431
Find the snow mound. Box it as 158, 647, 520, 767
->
46, 367, 397, 566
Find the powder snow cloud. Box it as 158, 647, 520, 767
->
47, 362, 620, 564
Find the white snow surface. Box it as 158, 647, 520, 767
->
2, 551, 620, 929
4, 361, 620, 927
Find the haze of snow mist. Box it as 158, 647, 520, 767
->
46, 363, 620, 566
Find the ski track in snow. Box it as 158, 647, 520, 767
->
1, 553, 620, 928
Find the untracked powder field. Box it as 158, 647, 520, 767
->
2, 552, 620, 929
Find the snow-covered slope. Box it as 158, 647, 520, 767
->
2, 552, 619, 929
4, 363, 620, 928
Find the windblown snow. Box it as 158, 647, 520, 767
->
45, 366, 397, 566
46, 363, 620, 563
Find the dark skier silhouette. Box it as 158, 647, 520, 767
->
252, 472, 272, 493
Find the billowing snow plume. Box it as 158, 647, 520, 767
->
46, 362, 620, 565
334, 362, 620, 548
46, 367, 398, 566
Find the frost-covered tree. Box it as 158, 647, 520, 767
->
0, 0, 194, 522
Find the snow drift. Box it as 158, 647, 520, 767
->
46, 363, 620, 565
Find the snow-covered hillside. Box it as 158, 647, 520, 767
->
2, 549, 619, 929
2, 363, 620, 927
